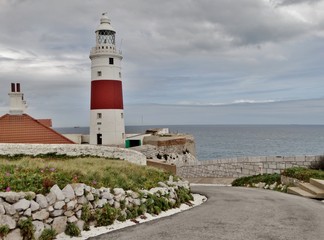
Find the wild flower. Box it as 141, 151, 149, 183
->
50, 168, 55, 172
6, 186, 11, 192
5, 172, 10, 177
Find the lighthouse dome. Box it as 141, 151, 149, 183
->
96, 13, 115, 32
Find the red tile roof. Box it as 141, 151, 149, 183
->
0, 114, 74, 144
37, 119, 52, 128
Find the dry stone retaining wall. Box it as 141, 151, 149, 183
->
0, 144, 146, 165
0, 178, 189, 240
177, 156, 319, 178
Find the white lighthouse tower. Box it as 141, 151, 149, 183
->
89, 13, 125, 146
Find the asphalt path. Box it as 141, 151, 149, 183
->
90, 186, 324, 240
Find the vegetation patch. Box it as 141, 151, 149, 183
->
0, 225, 10, 239
0, 156, 172, 193
281, 167, 324, 182
39, 228, 57, 240
232, 173, 281, 187
18, 218, 35, 240
309, 156, 324, 171
64, 223, 81, 237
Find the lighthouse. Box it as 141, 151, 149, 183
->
89, 13, 125, 146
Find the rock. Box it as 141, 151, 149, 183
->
68, 216, 78, 223
13, 199, 30, 211
114, 194, 124, 202
45, 218, 54, 224
133, 199, 141, 206
24, 208, 32, 217
64, 210, 74, 217
149, 187, 167, 196
126, 190, 139, 199
50, 185, 65, 201
3, 192, 21, 204
114, 201, 120, 209
0, 204, 5, 214
36, 194, 48, 209
32, 209, 50, 221
24, 192, 36, 200
66, 199, 77, 211
32, 221, 44, 240
46, 192, 57, 205
169, 198, 176, 206
4, 229, 22, 240
30, 200, 40, 212
50, 210, 64, 217
62, 184, 76, 200
169, 175, 174, 183
108, 199, 114, 206
54, 201, 65, 210
264, 184, 269, 189
270, 182, 278, 190
158, 182, 168, 188
52, 216, 67, 234
72, 183, 85, 197
102, 192, 114, 200
86, 192, 94, 201
95, 199, 107, 208
113, 188, 125, 196
48, 206, 54, 212
2, 202, 16, 215
76, 220, 85, 231
0, 215, 16, 229
77, 196, 88, 205
76, 210, 82, 219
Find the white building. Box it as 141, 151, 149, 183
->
89, 13, 125, 147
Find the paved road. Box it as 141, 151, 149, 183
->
90, 186, 324, 240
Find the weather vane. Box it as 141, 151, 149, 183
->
102, 12, 108, 16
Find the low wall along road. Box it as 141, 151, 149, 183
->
177, 155, 319, 178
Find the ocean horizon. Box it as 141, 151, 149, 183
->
55, 124, 324, 160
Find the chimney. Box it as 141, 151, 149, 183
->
8, 83, 27, 115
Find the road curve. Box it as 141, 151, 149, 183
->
90, 186, 324, 240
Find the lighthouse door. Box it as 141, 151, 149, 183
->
97, 134, 102, 145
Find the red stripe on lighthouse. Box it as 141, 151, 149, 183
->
91, 80, 123, 110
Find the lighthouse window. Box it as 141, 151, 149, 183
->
97, 71, 102, 77
119, 72, 121, 78
97, 122, 102, 125
97, 113, 102, 119
121, 113, 124, 119
109, 58, 114, 65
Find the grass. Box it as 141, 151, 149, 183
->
281, 167, 324, 182
0, 155, 173, 194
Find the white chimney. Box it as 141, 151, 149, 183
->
8, 83, 27, 115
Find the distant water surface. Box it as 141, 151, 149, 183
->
55, 125, 324, 160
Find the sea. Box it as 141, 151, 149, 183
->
55, 125, 324, 161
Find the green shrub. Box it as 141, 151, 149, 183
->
0, 225, 10, 238
38, 228, 57, 240
309, 156, 324, 171
64, 223, 81, 237
175, 187, 193, 204
95, 204, 118, 226
231, 174, 281, 187
18, 218, 35, 240
282, 167, 324, 182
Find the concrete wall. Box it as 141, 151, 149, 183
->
177, 156, 319, 178
0, 144, 146, 165
147, 160, 177, 175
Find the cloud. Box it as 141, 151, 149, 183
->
0, 0, 324, 126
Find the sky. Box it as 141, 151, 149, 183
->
0, 0, 324, 127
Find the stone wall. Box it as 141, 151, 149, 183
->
177, 156, 319, 178
0, 178, 189, 239
0, 144, 146, 166
131, 144, 197, 165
